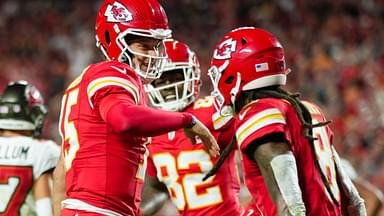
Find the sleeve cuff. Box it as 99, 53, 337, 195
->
182, 113, 195, 128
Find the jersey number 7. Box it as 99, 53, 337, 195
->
0, 166, 33, 216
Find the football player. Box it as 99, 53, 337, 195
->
208, 27, 366, 215
0, 81, 60, 216
141, 39, 242, 216
53, 1, 219, 216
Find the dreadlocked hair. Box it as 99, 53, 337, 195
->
202, 136, 235, 181
234, 86, 339, 203
235, 86, 331, 141
202, 86, 333, 182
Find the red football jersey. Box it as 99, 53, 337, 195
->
58, 61, 149, 215
236, 98, 341, 216
147, 96, 242, 216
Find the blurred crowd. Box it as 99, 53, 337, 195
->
0, 0, 383, 191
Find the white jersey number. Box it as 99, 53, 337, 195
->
0, 166, 33, 215
152, 150, 223, 210
304, 102, 340, 203
59, 88, 80, 171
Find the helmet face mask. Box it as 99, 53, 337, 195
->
95, 0, 172, 79
208, 27, 288, 113
208, 61, 227, 112
119, 37, 168, 79
0, 81, 47, 137
145, 40, 200, 111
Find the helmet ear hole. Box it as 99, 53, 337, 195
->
105, 31, 111, 45
225, 75, 234, 84
241, 37, 247, 46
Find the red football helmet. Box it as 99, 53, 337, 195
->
95, 0, 172, 79
208, 27, 288, 112
145, 39, 200, 111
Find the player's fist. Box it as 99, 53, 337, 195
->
184, 116, 220, 157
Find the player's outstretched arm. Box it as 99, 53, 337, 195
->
52, 153, 66, 216
99, 94, 220, 157
250, 139, 306, 216
333, 148, 367, 216
184, 116, 220, 157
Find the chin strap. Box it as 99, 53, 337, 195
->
229, 72, 241, 111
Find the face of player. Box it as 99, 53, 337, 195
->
151, 70, 185, 102
129, 38, 164, 76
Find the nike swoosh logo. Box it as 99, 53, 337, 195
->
239, 111, 247, 120
111, 66, 127, 74
239, 106, 253, 120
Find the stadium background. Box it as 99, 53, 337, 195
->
0, 0, 383, 208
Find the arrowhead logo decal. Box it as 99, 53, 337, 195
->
213, 38, 237, 60
104, 1, 133, 23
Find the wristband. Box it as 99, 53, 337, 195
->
36, 198, 53, 216
186, 115, 197, 129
